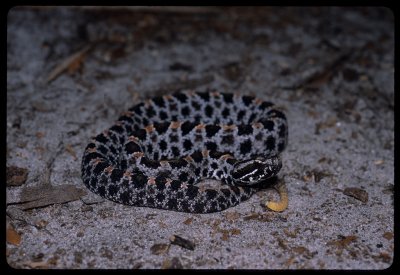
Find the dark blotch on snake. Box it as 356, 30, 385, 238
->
237, 110, 246, 121
171, 146, 180, 157
84, 152, 104, 163
154, 122, 170, 135
159, 110, 168, 120
140, 157, 160, 169
261, 119, 274, 131
242, 96, 254, 106
181, 106, 190, 116
268, 109, 286, 120
181, 121, 196, 135
146, 144, 153, 154
278, 123, 287, 138
95, 133, 108, 144
222, 107, 230, 119
157, 140, 167, 151
205, 105, 214, 117
97, 145, 109, 155
92, 161, 109, 176
130, 103, 144, 115
118, 115, 134, 124
169, 134, 179, 143
174, 92, 188, 103
152, 96, 165, 108
278, 141, 285, 152
169, 159, 188, 169
146, 107, 156, 118
265, 136, 275, 150
197, 92, 210, 102
205, 141, 217, 151
190, 151, 203, 163
221, 93, 234, 103
209, 150, 224, 159
221, 135, 235, 145
192, 101, 201, 110
125, 141, 141, 153
205, 125, 221, 137
111, 168, 124, 182
183, 139, 193, 151
238, 125, 253, 135
178, 172, 189, 182
108, 184, 119, 196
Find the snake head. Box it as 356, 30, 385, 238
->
232, 155, 282, 186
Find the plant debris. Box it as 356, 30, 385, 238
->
169, 235, 195, 251
343, 187, 369, 203
6, 223, 21, 246
21, 260, 50, 269
169, 62, 193, 71
12, 184, 87, 210
150, 243, 170, 255
161, 257, 183, 269
7, 166, 29, 187
224, 211, 241, 221
302, 169, 332, 183
183, 217, 194, 225
327, 235, 357, 249
46, 44, 92, 83
383, 232, 393, 240
243, 212, 272, 222
65, 144, 78, 160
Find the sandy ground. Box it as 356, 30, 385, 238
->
6, 6, 394, 269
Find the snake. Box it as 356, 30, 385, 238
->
81, 91, 288, 213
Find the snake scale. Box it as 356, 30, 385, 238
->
81, 91, 288, 213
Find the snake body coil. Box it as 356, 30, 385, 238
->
81, 91, 288, 213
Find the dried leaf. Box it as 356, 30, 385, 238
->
243, 213, 260, 221
375, 252, 392, 264
6, 223, 21, 246
161, 257, 183, 269
150, 243, 170, 255
383, 232, 393, 240
231, 228, 241, 235
21, 260, 49, 269
327, 235, 357, 248
224, 211, 241, 221
183, 217, 193, 225
343, 187, 368, 203
221, 232, 230, 241
14, 184, 87, 210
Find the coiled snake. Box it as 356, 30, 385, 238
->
81, 91, 288, 213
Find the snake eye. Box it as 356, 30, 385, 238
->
232, 155, 282, 186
